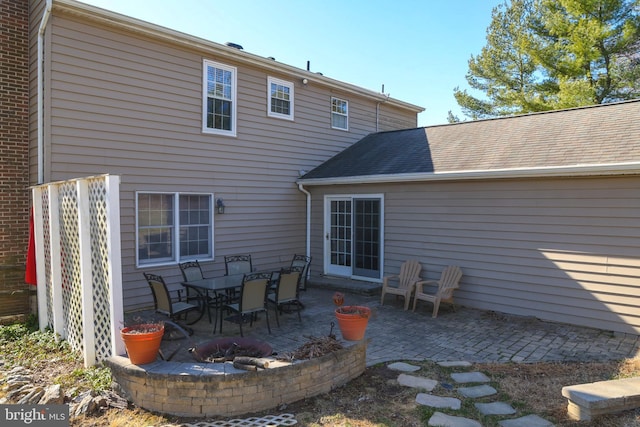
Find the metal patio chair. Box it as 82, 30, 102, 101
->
267, 267, 303, 326
224, 254, 253, 275
144, 272, 200, 325
220, 271, 272, 337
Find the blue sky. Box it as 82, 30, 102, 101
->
78, 0, 503, 127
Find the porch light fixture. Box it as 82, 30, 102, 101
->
216, 198, 225, 214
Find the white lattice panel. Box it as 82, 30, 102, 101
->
41, 189, 53, 329
58, 181, 84, 354
88, 178, 113, 361
165, 414, 298, 427
32, 175, 122, 367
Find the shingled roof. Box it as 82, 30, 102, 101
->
299, 99, 640, 184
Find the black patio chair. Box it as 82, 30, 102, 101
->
224, 254, 253, 275
267, 267, 303, 327
220, 271, 272, 337
179, 260, 224, 326
144, 272, 200, 326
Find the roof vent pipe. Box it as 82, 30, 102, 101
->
307, 60, 310, 71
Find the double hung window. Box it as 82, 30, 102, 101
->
267, 76, 294, 120
203, 60, 237, 136
137, 193, 213, 266
331, 97, 348, 130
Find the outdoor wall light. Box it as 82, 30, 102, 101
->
216, 198, 225, 214
302, 78, 308, 85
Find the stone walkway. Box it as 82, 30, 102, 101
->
390, 360, 555, 426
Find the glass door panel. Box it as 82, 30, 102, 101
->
327, 199, 352, 276
353, 199, 380, 278
325, 196, 381, 279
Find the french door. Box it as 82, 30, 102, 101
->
324, 195, 383, 280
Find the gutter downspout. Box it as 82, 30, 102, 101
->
297, 183, 311, 271
38, 0, 53, 184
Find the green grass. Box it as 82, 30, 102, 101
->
0, 317, 111, 394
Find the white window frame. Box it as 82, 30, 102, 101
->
136, 192, 215, 267
267, 76, 294, 121
331, 97, 349, 130
203, 60, 237, 136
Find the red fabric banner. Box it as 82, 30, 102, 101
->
25, 208, 37, 286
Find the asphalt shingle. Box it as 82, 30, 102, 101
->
301, 100, 640, 180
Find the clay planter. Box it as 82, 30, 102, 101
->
120, 323, 164, 364
335, 306, 371, 341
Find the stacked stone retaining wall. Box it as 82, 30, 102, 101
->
106, 340, 366, 417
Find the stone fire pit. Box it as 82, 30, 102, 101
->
190, 337, 273, 362
106, 339, 367, 418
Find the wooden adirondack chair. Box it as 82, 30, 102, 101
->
380, 259, 422, 310
412, 265, 462, 317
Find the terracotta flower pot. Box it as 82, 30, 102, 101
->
120, 324, 164, 364
332, 292, 345, 307
335, 306, 371, 341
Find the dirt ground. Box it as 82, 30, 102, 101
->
2, 324, 638, 426
67, 358, 640, 427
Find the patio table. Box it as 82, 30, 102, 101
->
181, 274, 244, 326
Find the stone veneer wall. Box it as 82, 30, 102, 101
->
105, 340, 367, 417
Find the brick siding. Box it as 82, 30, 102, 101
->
0, 0, 31, 319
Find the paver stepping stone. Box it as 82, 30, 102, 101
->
416, 393, 461, 410
397, 374, 437, 391
458, 384, 497, 398
451, 372, 490, 383
498, 414, 555, 426
387, 362, 420, 372
429, 411, 482, 427
438, 361, 472, 368
475, 401, 516, 415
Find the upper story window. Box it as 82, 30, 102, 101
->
203, 60, 237, 136
331, 97, 348, 130
137, 192, 213, 267
267, 77, 294, 120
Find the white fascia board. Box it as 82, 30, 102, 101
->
297, 162, 640, 186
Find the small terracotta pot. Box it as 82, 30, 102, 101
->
121, 324, 164, 364
335, 306, 370, 341
332, 292, 345, 306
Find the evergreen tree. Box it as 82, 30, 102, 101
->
454, 0, 640, 119
446, 111, 461, 123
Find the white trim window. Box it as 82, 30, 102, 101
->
137, 192, 213, 266
331, 97, 348, 130
267, 76, 294, 120
203, 60, 237, 136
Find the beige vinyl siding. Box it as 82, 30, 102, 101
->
39, 13, 417, 310
307, 176, 640, 334
28, 0, 48, 185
